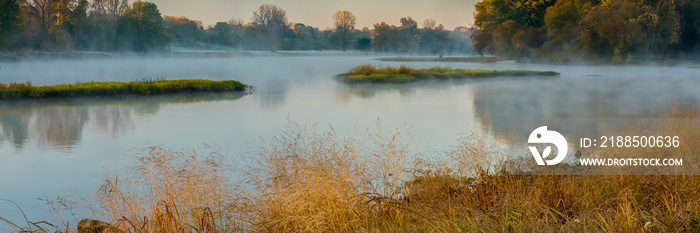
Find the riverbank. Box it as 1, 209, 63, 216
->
337, 64, 559, 83
2, 104, 699, 232
0, 79, 250, 100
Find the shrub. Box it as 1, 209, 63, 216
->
348, 64, 377, 75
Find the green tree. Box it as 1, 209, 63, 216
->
252, 4, 287, 52
81, 15, 116, 50
538, 0, 581, 61
674, 0, 700, 53
210, 21, 235, 46
117, 1, 168, 52
0, 0, 23, 49
67, 0, 89, 49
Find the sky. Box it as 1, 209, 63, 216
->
147, 0, 479, 30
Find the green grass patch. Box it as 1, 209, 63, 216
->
0, 79, 250, 100
337, 64, 559, 83
377, 56, 500, 63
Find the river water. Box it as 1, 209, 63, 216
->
0, 55, 698, 228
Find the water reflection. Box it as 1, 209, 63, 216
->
335, 76, 553, 102
0, 111, 31, 150
472, 75, 700, 141
0, 93, 246, 151
91, 106, 135, 137
32, 107, 89, 150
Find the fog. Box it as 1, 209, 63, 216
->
1, 54, 700, 227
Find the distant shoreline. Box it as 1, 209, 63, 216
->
0, 50, 382, 62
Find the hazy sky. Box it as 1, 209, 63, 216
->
148, 0, 478, 30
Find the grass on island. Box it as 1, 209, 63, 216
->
337, 64, 559, 83
0, 79, 249, 100
377, 56, 500, 63
5, 104, 699, 233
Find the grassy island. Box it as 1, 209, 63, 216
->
377, 56, 499, 63
337, 64, 559, 83
0, 79, 249, 100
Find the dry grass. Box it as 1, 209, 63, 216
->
4, 106, 700, 232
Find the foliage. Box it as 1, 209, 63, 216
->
0, 79, 249, 100
252, 4, 287, 52
472, 0, 696, 62
116, 1, 168, 52
333, 10, 356, 51
339, 64, 559, 83
164, 16, 206, 47
0, 0, 23, 50
209, 22, 235, 46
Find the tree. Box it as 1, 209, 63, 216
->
399, 17, 418, 51
333, 10, 356, 51
0, 0, 23, 49
66, 0, 89, 49
419, 19, 448, 54
164, 16, 205, 47
372, 21, 400, 52
210, 21, 235, 46
22, 0, 58, 48
117, 1, 168, 51
91, 0, 127, 25
252, 4, 287, 52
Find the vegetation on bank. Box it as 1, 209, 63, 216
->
337, 64, 559, 83
377, 56, 499, 63
0, 79, 249, 100
471, 0, 700, 63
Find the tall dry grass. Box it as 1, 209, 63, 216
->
76, 105, 700, 232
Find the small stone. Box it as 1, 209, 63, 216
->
77, 219, 110, 233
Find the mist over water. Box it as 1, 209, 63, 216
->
1, 54, 699, 227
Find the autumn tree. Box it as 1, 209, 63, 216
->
22, 0, 58, 48
333, 10, 356, 51
372, 22, 400, 52
252, 4, 287, 52
164, 16, 205, 47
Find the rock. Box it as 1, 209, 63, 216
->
77, 219, 110, 233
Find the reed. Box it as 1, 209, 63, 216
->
338, 64, 559, 83
0, 79, 249, 100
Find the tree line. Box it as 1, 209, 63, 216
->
0, 0, 474, 54
471, 0, 700, 62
